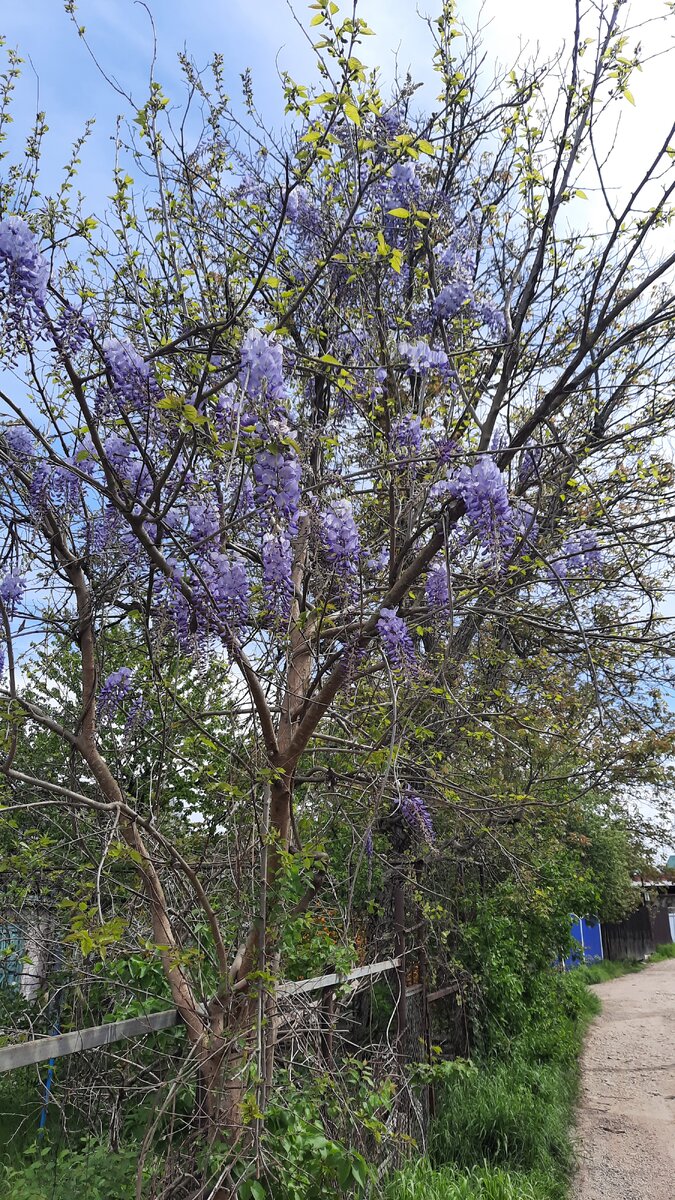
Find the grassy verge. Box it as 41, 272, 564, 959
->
650, 941, 675, 962
574, 958, 642, 984
388, 946, 675, 1200
577, 940, 675, 985
387, 971, 599, 1200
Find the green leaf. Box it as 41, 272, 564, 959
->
387, 207, 410, 218
343, 101, 361, 126
310, 12, 325, 26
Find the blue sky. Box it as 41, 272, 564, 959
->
2, 0, 669, 214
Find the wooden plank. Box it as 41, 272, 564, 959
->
427, 984, 459, 1004
0, 1008, 180, 1074
277, 957, 401, 998
0, 958, 403, 1074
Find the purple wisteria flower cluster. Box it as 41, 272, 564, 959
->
551, 530, 602, 582
98, 666, 148, 730
0, 569, 26, 614
320, 500, 361, 581
433, 280, 473, 320
399, 340, 449, 376
425, 560, 450, 610
432, 233, 505, 337
103, 338, 162, 414
262, 533, 294, 620
454, 458, 515, 565
198, 553, 251, 629
53, 303, 93, 357
389, 415, 422, 465
253, 448, 302, 530
2, 425, 36, 458
377, 607, 416, 673
0, 216, 48, 344
399, 787, 435, 847
239, 329, 286, 402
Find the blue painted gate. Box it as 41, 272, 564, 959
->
563, 915, 603, 969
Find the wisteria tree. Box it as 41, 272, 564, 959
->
1, 0, 675, 1165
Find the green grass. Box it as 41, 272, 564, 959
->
388, 950, 675, 1200
575, 940, 675, 984
650, 941, 675, 961
574, 958, 643, 985
385, 1161, 547, 1200
428, 1055, 573, 1184
388, 971, 602, 1200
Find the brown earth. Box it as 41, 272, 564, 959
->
574, 958, 675, 1200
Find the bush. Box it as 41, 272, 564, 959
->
0, 1141, 148, 1200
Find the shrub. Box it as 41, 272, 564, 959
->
0, 1141, 148, 1200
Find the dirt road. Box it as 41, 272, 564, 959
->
574, 958, 675, 1200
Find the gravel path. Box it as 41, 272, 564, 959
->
574, 958, 675, 1200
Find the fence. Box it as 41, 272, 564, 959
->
602, 899, 675, 961
0, 956, 461, 1075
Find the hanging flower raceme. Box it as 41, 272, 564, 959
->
0, 569, 26, 615
284, 186, 322, 239
253, 447, 302, 530
103, 338, 162, 413
53, 303, 93, 356
187, 501, 220, 548
0, 216, 48, 345
377, 607, 416, 673
456, 458, 515, 565
320, 500, 361, 580
239, 329, 286, 402
389, 415, 422, 467
514, 503, 539, 554
389, 161, 418, 203
399, 787, 435, 847
104, 434, 151, 495
2, 426, 36, 458
29, 461, 82, 515
200, 553, 250, 630
425, 559, 450, 610
262, 532, 294, 620
551, 529, 602, 582
579, 529, 602, 572
489, 423, 508, 453
433, 280, 473, 320
475, 300, 507, 339
98, 666, 148, 730
399, 339, 449, 376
